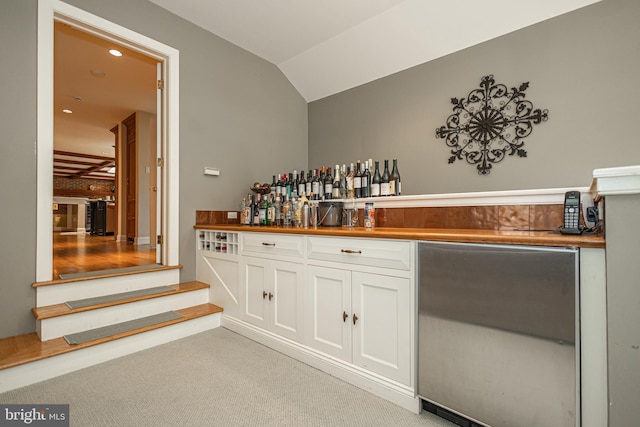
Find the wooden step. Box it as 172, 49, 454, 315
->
32, 264, 183, 288
0, 303, 223, 371
32, 281, 209, 320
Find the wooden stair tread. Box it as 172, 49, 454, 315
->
32, 264, 184, 288
32, 281, 209, 320
0, 303, 223, 371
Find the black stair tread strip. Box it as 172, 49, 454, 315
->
63, 311, 184, 345
64, 286, 176, 310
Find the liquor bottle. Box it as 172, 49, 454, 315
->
252, 194, 261, 225
324, 167, 333, 200
332, 165, 341, 199
362, 161, 370, 198
312, 169, 321, 200
282, 194, 293, 227
380, 160, 391, 196
275, 174, 283, 198
240, 197, 247, 224
305, 170, 312, 198
346, 163, 355, 199
298, 170, 306, 197
354, 160, 362, 198
259, 195, 269, 226
340, 164, 347, 199
294, 197, 302, 227
390, 158, 401, 196
267, 195, 276, 226
371, 161, 381, 197
273, 195, 282, 226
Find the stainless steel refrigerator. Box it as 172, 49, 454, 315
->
417, 241, 579, 427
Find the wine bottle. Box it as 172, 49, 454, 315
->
362, 161, 370, 198
312, 169, 321, 200
298, 170, 306, 197
319, 167, 326, 200
275, 174, 283, 198
371, 161, 381, 197
305, 170, 312, 198
324, 167, 333, 200
291, 170, 298, 199
381, 160, 391, 196
340, 164, 347, 199
270, 176, 276, 198
354, 160, 362, 198
332, 165, 341, 199
390, 158, 401, 196
346, 163, 355, 199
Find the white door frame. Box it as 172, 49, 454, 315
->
36, 0, 180, 282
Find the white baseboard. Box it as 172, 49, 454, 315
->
221, 315, 420, 414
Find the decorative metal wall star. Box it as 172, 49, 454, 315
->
435, 75, 548, 175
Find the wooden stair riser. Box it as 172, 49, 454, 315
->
37, 289, 209, 341
0, 313, 221, 394
36, 269, 181, 307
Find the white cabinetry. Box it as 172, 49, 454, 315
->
306, 236, 414, 387
196, 230, 241, 318
241, 233, 305, 343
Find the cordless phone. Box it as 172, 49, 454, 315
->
560, 191, 582, 234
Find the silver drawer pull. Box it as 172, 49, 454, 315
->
262, 242, 276, 246
341, 249, 362, 254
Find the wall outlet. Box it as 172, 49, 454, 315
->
227, 211, 238, 219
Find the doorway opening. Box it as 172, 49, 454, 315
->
53, 21, 159, 278
37, 0, 180, 283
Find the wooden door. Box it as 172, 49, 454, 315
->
123, 113, 137, 241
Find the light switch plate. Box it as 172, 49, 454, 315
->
227, 211, 237, 219
204, 167, 220, 176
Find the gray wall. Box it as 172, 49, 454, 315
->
0, 0, 307, 338
308, 0, 640, 195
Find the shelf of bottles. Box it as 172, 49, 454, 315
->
197, 230, 239, 255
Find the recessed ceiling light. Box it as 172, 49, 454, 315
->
62, 109, 73, 114
109, 49, 122, 57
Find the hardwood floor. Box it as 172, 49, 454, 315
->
52, 232, 157, 278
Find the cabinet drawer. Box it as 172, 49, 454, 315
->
242, 232, 304, 258
307, 236, 411, 270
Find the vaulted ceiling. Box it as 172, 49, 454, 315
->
55, 0, 601, 160
148, 0, 601, 102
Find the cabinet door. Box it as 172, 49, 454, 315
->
271, 260, 304, 342
242, 256, 269, 329
197, 254, 240, 318
305, 265, 352, 361
352, 272, 411, 385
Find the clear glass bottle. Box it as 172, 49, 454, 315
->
381, 160, 391, 197
282, 194, 292, 227
273, 195, 282, 226
240, 197, 247, 225
390, 158, 401, 196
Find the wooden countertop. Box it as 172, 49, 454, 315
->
194, 224, 605, 249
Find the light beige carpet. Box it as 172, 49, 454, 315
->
0, 327, 456, 427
